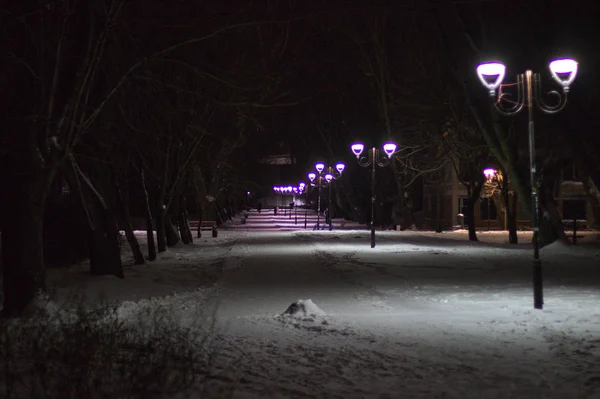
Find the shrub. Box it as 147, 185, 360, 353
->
0, 292, 223, 398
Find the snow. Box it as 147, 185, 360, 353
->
42, 209, 600, 398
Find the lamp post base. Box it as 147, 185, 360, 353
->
371, 228, 375, 248
533, 259, 543, 309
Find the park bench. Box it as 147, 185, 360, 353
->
190, 220, 217, 237
199, 220, 216, 230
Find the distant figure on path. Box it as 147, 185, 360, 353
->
257, 202, 262, 213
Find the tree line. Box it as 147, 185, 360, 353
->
1, 0, 599, 317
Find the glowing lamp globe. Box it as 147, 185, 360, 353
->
308, 172, 316, 182
549, 58, 577, 90
383, 143, 397, 157
476, 62, 506, 94
335, 163, 345, 174
325, 173, 333, 182
483, 168, 496, 180
351, 143, 364, 158
315, 163, 325, 173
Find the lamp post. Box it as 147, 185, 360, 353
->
293, 186, 298, 224
476, 58, 578, 309
286, 185, 293, 219
350, 142, 397, 248
308, 169, 323, 230
272, 186, 280, 215
483, 168, 497, 231
299, 182, 308, 229
322, 163, 345, 230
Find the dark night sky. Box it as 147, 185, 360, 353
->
1, 0, 598, 183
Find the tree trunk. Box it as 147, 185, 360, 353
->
505, 191, 518, 244
539, 171, 568, 246
115, 179, 144, 265
165, 214, 179, 247
179, 196, 193, 244
165, 196, 180, 246
89, 206, 124, 278
155, 204, 167, 252
1, 183, 46, 317
179, 212, 192, 244
466, 178, 483, 242
140, 170, 156, 260
64, 160, 124, 277
465, 200, 478, 242
197, 207, 203, 238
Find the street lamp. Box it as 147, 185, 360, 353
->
293, 186, 299, 224
483, 168, 497, 231
308, 168, 325, 230
286, 185, 293, 219
476, 57, 578, 309
350, 142, 397, 248
322, 163, 345, 230
299, 182, 308, 228
272, 186, 280, 215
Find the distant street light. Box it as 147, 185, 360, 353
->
308, 168, 324, 230
476, 57, 578, 309
272, 186, 280, 215
483, 168, 497, 231
323, 163, 345, 230
286, 185, 293, 219
351, 142, 397, 248
298, 182, 306, 227
293, 186, 298, 224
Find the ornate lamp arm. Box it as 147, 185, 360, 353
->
493, 74, 526, 116
356, 154, 372, 168
375, 150, 391, 168
534, 73, 569, 114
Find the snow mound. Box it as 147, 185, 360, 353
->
281, 299, 327, 319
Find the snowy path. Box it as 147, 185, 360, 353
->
205, 230, 600, 398
43, 225, 600, 398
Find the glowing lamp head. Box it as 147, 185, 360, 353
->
324, 173, 333, 182
351, 143, 364, 158
315, 163, 325, 173
383, 143, 397, 157
476, 62, 506, 95
273, 186, 279, 192
287, 186, 293, 192
549, 58, 577, 91
483, 168, 496, 180
293, 187, 298, 193
299, 182, 306, 188
308, 172, 316, 182
335, 163, 345, 174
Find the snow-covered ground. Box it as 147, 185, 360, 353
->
45, 210, 600, 398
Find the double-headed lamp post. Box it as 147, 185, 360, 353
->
320, 163, 345, 230
476, 58, 578, 309
307, 172, 320, 228
308, 163, 327, 229
351, 142, 397, 248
